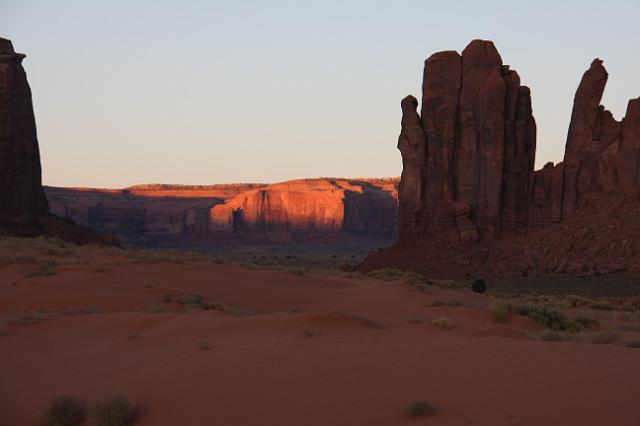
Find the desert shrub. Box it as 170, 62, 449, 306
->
145, 302, 164, 314
625, 340, 640, 348
472, 279, 487, 293
432, 317, 454, 329
62, 305, 103, 316
625, 299, 640, 312
26, 261, 58, 277
6, 310, 47, 324
527, 330, 572, 342
198, 341, 211, 350
428, 300, 461, 307
573, 316, 599, 328
87, 395, 136, 426
588, 301, 617, 311
181, 294, 204, 310
303, 324, 317, 337
367, 269, 431, 285
515, 304, 581, 332
489, 300, 511, 324
43, 395, 86, 426
291, 267, 306, 276
407, 400, 434, 417
358, 315, 385, 329
0, 322, 8, 336
589, 330, 618, 345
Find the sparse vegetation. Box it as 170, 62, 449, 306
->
87, 395, 136, 426
303, 324, 317, 337
589, 330, 618, 344
26, 260, 58, 277
42, 395, 86, 426
432, 317, 454, 329
489, 299, 511, 324
62, 305, 104, 316
407, 400, 434, 417
527, 330, 573, 342
515, 303, 582, 332
181, 294, 205, 310
358, 315, 385, 329
427, 300, 462, 307
5, 310, 48, 325
625, 340, 640, 348
145, 302, 164, 313
573, 316, 599, 328
198, 341, 211, 350
366, 268, 462, 290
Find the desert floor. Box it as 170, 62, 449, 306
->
1, 237, 639, 426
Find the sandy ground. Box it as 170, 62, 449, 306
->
1, 238, 639, 426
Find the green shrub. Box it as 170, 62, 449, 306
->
515, 303, 581, 332
43, 395, 86, 426
88, 395, 136, 426
407, 400, 434, 417
489, 300, 511, 324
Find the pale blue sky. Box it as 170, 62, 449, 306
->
2, 0, 640, 188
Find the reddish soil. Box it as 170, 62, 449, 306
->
1, 237, 639, 425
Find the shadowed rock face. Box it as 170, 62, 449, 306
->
0, 38, 48, 233
398, 40, 536, 243
396, 40, 640, 251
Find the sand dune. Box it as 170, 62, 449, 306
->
1, 238, 639, 425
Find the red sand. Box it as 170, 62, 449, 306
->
1, 241, 639, 425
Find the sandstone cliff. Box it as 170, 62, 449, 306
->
47, 179, 398, 244
398, 40, 536, 243
0, 38, 48, 234
362, 40, 640, 277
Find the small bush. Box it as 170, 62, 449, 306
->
625, 299, 640, 312
407, 317, 424, 324
527, 330, 572, 342
407, 400, 434, 417
573, 316, 599, 328
432, 317, 454, 330
43, 395, 86, 426
428, 300, 461, 307
589, 301, 617, 311
303, 324, 317, 337
62, 305, 103, 316
358, 315, 385, 329
6, 311, 47, 325
198, 341, 211, 351
589, 330, 618, 345
88, 395, 136, 426
145, 302, 164, 314
515, 304, 581, 332
472, 279, 487, 293
26, 261, 58, 278
489, 300, 511, 324
625, 340, 640, 348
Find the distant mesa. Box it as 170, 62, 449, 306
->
361, 39, 640, 276
46, 178, 399, 244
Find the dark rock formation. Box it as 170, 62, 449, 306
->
364, 40, 640, 277
397, 40, 536, 243
0, 38, 48, 234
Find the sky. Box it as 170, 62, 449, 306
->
2, 0, 640, 188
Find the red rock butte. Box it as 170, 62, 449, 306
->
362, 39, 640, 276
